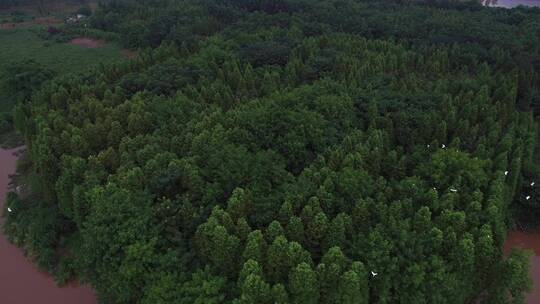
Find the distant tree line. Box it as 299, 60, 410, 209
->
0, 0, 90, 11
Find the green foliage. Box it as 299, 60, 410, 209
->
4, 0, 540, 303
0, 26, 125, 143
75, 5, 92, 17
289, 262, 319, 304
0, 28, 124, 74
3, 192, 60, 272
1, 59, 55, 103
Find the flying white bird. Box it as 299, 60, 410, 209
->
433, 187, 437, 190
504, 171, 509, 176
441, 144, 446, 149
531, 182, 535, 186
371, 271, 378, 277
526, 196, 531, 200
450, 188, 458, 193
7, 207, 12, 213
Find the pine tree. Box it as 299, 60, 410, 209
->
289, 262, 319, 304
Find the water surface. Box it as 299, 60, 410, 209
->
0, 147, 97, 304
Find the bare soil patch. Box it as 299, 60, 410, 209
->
68, 37, 137, 59
121, 49, 137, 58
68, 37, 106, 49
33, 17, 62, 25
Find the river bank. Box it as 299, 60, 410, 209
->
0, 147, 96, 304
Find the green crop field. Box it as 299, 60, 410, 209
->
0, 26, 125, 116
0, 25, 127, 145
0, 28, 124, 74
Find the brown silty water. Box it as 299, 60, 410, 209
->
0, 147, 97, 304
505, 231, 540, 304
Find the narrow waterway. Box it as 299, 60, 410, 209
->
505, 231, 540, 304
0, 147, 97, 304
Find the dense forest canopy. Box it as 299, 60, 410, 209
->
3, 0, 540, 303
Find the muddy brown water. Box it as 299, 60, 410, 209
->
505, 231, 540, 303
0, 147, 97, 304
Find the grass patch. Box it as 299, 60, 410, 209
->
0, 27, 125, 73
0, 26, 126, 145
0, 26, 126, 109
